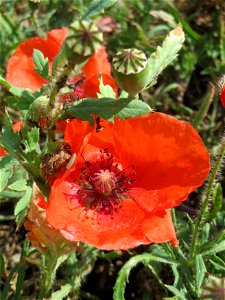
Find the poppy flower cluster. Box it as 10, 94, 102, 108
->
5, 28, 210, 251
6, 29, 117, 99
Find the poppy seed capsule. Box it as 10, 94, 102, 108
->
29, 96, 49, 122
112, 48, 150, 97
64, 20, 104, 64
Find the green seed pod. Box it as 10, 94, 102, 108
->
112, 48, 150, 97
29, 96, 49, 122
64, 20, 103, 64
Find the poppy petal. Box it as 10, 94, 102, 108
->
82, 46, 112, 78
111, 113, 210, 211
6, 29, 67, 91
46, 177, 177, 250
64, 119, 94, 155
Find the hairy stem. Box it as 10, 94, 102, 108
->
190, 130, 225, 260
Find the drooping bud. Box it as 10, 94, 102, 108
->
64, 20, 104, 64
112, 48, 150, 97
29, 95, 49, 122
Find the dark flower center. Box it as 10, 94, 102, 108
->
77, 149, 136, 215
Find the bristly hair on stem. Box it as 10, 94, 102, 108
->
189, 129, 225, 260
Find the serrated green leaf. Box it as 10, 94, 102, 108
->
22, 126, 41, 155
0, 190, 24, 200
8, 180, 27, 191
209, 257, 225, 271
51, 284, 72, 300
82, 0, 117, 20
1, 112, 21, 151
165, 285, 186, 300
0, 76, 11, 89
0, 155, 19, 192
52, 44, 66, 75
0, 76, 35, 110
147, 24, 185, 87
195, 254, 207, 293
202, 223, 210, 243
199, 231, 225, 257
65, 97, 152, 125
97, 76, 116, 98
14, 186, 32, 224
113, 253, 178, 300
33, 49, 49, 79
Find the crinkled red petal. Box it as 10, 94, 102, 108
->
46, 112, 210, 249
47, 178, 177, 250
6, 29, 67, 91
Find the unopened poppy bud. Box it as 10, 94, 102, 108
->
29, 95, 49, 122
64, 20, 103, 64
112, 48, 150, 97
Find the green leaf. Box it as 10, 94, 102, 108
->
1, 111, 21, 151
33, 49, 49, 79
165, 285, 186, 300
14, 186, 32, 224
82, 0, 117, 20
167, 4, 201, 42
51, 284, 72, 300
23, 127, 41, 155
192, 86, 215, 129
113, 253, 178, 300
1, 263, 20, 300
0, 76, 35, 110
0, 253, 5, 276
65, 97, 152, 125
13, 239, 29, 300
207, 183, 223, 221
97, 76, 116, 98
195, 255, 207, 293
209, 256, 225, 271
199, 231, 225, 257
8, 180, 27, 191
147, 24, 185, 87
52, 44, 66, 75
0, 155, 19, 192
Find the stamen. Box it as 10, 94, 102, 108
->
76, 150, 136, 215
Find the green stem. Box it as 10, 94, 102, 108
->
1, 144, 50, 197
39, 255, 57, 299
44, 56, 74, 149
190, 130, 225, 260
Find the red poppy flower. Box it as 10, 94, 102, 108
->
46, 113, 210, 250
6, 29, 67, 91
69, 46, 118, 98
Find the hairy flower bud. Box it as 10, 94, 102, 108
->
29, 95, 49, 122
64, 20, 104, 64
112, 48, 150, 97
